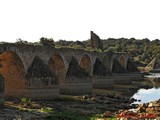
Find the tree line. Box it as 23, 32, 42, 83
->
12, 37, 160, 67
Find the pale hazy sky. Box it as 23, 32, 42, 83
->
132, 88, 160, 103
0, 0, 160, 42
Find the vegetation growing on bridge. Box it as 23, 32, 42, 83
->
55, 38, 160, 68
5, 35, 160, 68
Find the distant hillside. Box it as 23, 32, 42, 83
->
55, 38, 160, 67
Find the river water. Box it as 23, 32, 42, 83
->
132, 73, 160, 104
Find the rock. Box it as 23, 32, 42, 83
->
131, 104, 139, 108
145, 107, 154, 113
136, 106, 146, 113
130, 98, 137, 103
103, 111, 111, 118
148, 102, 154, 107
114, 94, 121, 99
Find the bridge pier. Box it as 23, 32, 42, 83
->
0, 74, 4, 104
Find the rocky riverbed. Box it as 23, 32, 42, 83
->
0, 76, 158, 120
0, 92, 159, 120
116, 99, 160, 120
0, 93, 132, 120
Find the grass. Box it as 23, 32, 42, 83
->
18, 107, 33, 113
48, 110, 97, 120
53, 95, 91, 103
48, 110, 117, 120
20, 97, 31, 103
40, 107, 53, 113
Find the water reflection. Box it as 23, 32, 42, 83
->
132, 88, 160, 104
132, 73, 160, 104
145, 73, 160, 78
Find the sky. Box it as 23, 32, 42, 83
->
132, 88, 160, 104
0, 0, 160, 42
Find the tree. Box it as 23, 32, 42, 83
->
39, 37, 55, 47
16, 38, 28, 44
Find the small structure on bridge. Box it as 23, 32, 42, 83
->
90, 31, 103, 50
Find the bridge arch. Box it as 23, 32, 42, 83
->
118, 55, 126, 69
48, 53, 66, 83
0, 51, 25, 96
79, 54, 92, 75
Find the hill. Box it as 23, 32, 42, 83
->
55, 38, 160, 67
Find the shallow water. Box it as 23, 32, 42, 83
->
132, 87, 160, 104
144, 73, 160, 78
132, 73, 160, 104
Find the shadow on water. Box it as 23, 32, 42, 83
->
132, 73, 160, 104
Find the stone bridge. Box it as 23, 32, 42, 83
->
0, 43, 139, 102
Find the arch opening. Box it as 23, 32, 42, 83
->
48, 53, 66, 83
119, 56, 125, 69
0, 51, 25, 97
80, 54, 92, 75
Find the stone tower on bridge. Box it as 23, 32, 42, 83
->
90, 31, 103, 50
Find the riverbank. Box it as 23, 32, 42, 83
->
1, 73, 156, 119
1, 94, 160, 120
1, 93, 132, 120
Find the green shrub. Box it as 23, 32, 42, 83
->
21, 97, 31, 103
